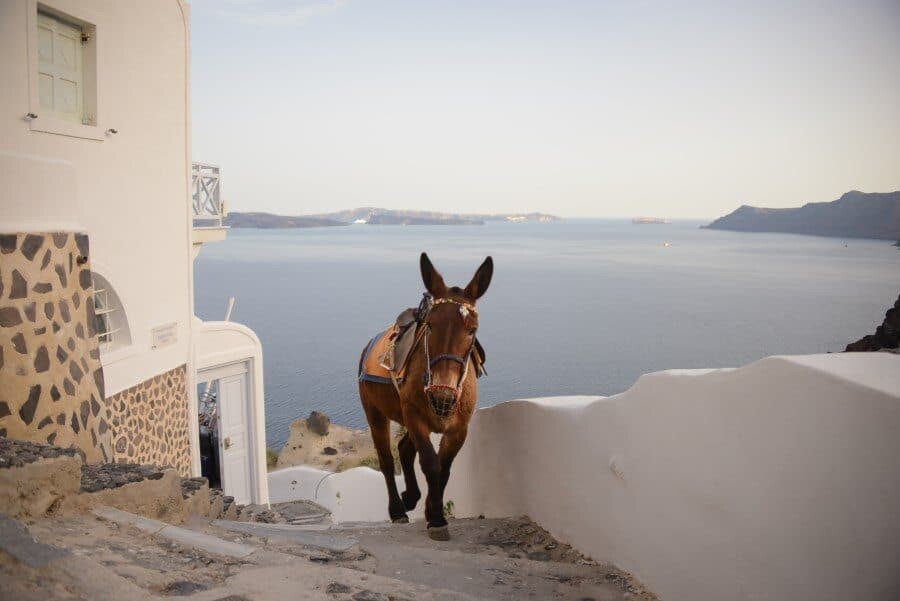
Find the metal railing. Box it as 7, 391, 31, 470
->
192, 162, 225, 227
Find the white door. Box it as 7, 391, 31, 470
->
218, 371, 252, 504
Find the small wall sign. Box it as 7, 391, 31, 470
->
151, 322, 178, 349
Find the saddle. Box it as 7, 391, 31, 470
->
359, 300, 486, 388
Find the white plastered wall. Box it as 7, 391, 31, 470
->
445, 353, 900, 601
0, 0, 193, 398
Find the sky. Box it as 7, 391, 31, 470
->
189, 0, 900, 219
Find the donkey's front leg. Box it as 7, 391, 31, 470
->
438, 425, 467, 494
406, 422, 449, 540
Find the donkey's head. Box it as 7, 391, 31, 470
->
419, 252, 493, 410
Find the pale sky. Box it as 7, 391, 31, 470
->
189, 0, 900, 219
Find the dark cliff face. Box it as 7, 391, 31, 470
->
845, 294, 900, 352
703, 190, 900, 240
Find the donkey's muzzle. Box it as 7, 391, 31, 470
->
425, 385, 459, 419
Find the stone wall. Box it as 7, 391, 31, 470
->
107, 365, 190, 475
0, 232, 111, 462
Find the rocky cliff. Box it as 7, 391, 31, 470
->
703, 190, 900, 240
845, 294, 900, 352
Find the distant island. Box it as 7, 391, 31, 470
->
225, 208, 560, 228
224, 212, 346, 229
703, 190, 900, 242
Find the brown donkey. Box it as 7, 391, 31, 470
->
358, 253, 493, 540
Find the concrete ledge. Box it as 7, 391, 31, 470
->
92, 506, 167, 534
93, 506, 256, 559
212, 519, 359, 552
65, 468, 187, 521
160, 523, 256, 559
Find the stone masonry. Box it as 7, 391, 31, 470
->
0, 232, 111, 462
107, 365, 191, 475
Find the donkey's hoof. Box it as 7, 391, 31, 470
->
427, 525, 450, 541
392, 515, 409, 524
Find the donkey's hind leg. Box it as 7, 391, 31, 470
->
398, 432, 421, 511
361, 396, 408, 523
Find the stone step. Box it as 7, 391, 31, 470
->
210, 519, 359, 553
92, 506, 257, 559
86, 507, 481, 600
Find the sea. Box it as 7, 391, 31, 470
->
193, 220, 900, 448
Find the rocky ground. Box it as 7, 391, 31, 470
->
1, 435, 658, 599
5, 510, 657, 600
276, 411, 403, 473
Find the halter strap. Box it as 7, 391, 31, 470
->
431, 297, 478, 317
418, 296, 479, 421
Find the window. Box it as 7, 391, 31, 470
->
93, 286, 114, 348
37, 11, 89, 123
28, 4, 101, 139
91, 273, 131, 354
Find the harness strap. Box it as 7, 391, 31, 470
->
371, 294, 484, 421
429, 354, 466, 367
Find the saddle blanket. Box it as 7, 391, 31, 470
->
359, 325, 403, 386
359, 310, 487, 388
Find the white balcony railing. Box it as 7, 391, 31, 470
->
192, 162, 225, 227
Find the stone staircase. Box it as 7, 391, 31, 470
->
0, 438, 658, 600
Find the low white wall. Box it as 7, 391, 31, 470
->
446, 353, 900, 601
268, 352, 900, 601
269, 464, 424, 523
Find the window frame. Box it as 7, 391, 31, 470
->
90, 272, 133, 362
26, 1, 103, 141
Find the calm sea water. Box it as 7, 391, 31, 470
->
194, 221, 900, 448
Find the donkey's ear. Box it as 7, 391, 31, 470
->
420, 252, 447, 297
465, 256, 493, 300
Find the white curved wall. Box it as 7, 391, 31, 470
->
445, 353, 900, 601
269, 464, 424, 524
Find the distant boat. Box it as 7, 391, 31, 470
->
632, 217, 672, 224
353, 219, 368, 224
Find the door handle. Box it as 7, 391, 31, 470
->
224, 436, 232, 450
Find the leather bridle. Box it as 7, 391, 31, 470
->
419, 297, 478, 418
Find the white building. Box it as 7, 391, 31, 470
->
0, 0, 268, 505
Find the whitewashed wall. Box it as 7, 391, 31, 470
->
0, 0, 193, 397
269, 352, 900, 601
445, 353, 900, 601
